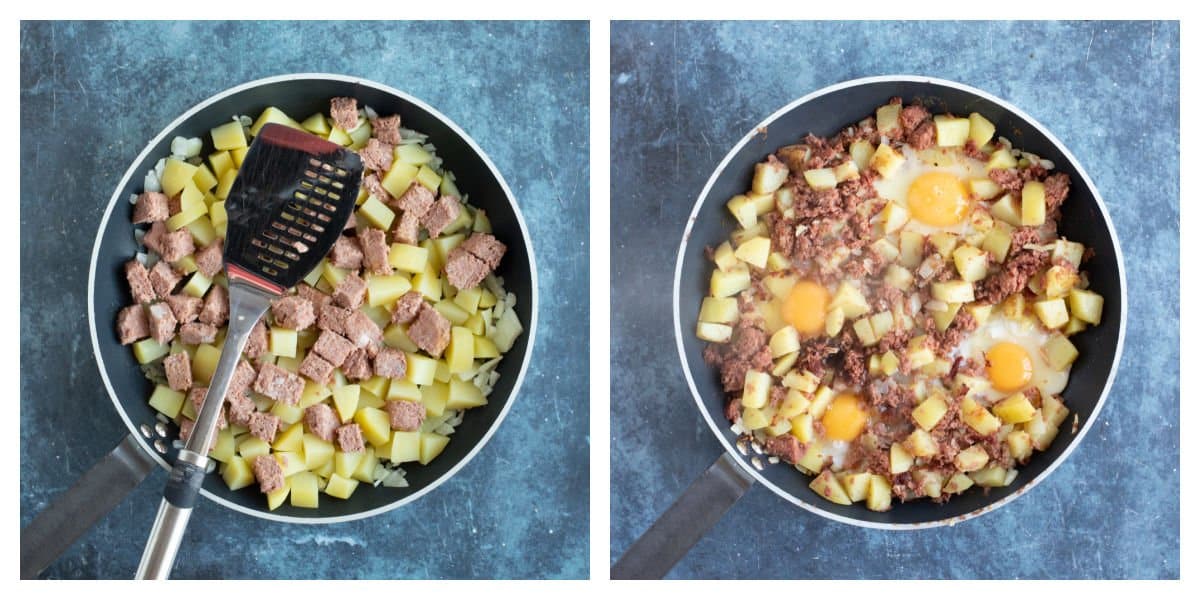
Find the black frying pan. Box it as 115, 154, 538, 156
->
21, 74, 538, 578
613, 76, 1125, 579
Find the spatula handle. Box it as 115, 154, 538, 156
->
135, 280, 274, 579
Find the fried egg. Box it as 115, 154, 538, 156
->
873, 145, 987, 236
955, 313, 1069, 402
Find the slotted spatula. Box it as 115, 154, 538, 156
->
136, 123, 363, 579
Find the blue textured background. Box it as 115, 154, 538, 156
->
610, 21, 1179, 579
20, 20, 589, 579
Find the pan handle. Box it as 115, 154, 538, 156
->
20, 433, 157, 579
611, 452, 755, 579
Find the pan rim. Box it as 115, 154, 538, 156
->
87, 72, 539, 524
671, 74, 1127, 530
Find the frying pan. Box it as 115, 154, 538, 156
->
20, 73, 538, 578
612, 75, 1126, 579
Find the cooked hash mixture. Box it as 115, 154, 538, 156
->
117, 97, 523, 509
697, 98, 1103, 511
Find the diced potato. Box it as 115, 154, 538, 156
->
273, 422, 305, 453
772, 389, 809, 420
445, 326, 474, 375
741, 370, 771, 409
444, 378, 484, 410
1001, 293, 1026, 319
132, 338, 169, 364
954, 445, 990, 472
238, 436, 270, 459
351, 448, 378, 484
191, 344, 220, 383
208, 151, 234, 178
1023, 410, 1059, 451
148, 385, 185, 419
354, 406, 392, 447
986, 148, 1018, 170
768, 326, 801, 358
1021, 181, 1046, 226
1033, 298, 1070, 329
411, 261, 442, 302
869, 310, 894, 338
913, 470, 944, 498
960, 397, 1001, 435
710, 268, 751, 298
1043, 395, 1070, 428
871, 144, 905, 179
834, 160, 859, 183
830, 282, 870, 319
221, 456, 255, 491
967, 112, 996, 148
912, 393, 948, 430
839, 472, 872, 502
323, 473, 359, 500
809, 470, 852, 505
1068, 288, 1104, 324
824, 306, 845, 337
1043, 265, 1078, 300
380, 162, 420, 198
928, 232, 957, 259
415, 165, 441, 192
288, 471, 319, 508
904, 429, 937, 458
934, 115, 971, 147
943, 473, 974, 495
405, 353, 438, 386
699, 297, 739, 325
299, 112, 330, 135
209, 429, 236, 463
726, 195, 757, 229
789, 413, 814, 443
969, 466, 1010, 488
1052, 239, 1086, 269
274, 451, 306, 478
419, 432, 451, 465
980, 225, 1013, 263
329, 384, 360, 423
876, 103, 902, 134
753, 159, 789, 193
952, 245, 989, 283
968, 178, 1002, 202
809, 385, 834, 418
388, 431, 421, 463
849, 140, 876, 172
421, 380, 449, 416
182, 272, 212, 298
989, 193, 1022, 227
865, 474, 892, 512
740, 406, 767, 430
250, 107, 303, 136
890, 442, 914, 474
884, 264, 914, 292
712, 241, 738, 272
359, 195, 396, 231
230, 147, 249, 167
730, 238, 771, 273
387, 243, 429, 275
803, 168, 837, 191
879, 201, 909, 234
853, 317, 877, 346
931, 280, 975, 303
364, 274, 412, 308
268, 327, 297, 358
161, 158, 199, 198
1007, 430, 1034, 462
211, 120, 248, 151
795, 442, 826, 474
992, 392, 1036, 424
782, 370, 819, 394
907, 338, 935, 369
1044, 334, 1080, 370
895, 232, 923, 270
696, 322, 732, 343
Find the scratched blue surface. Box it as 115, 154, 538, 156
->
610, 21, 1179, 579
20, 20, 589, 579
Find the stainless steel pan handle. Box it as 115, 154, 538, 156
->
611, 453, 755, 579
21, 433, 157, 579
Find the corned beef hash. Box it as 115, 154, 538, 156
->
117, 97, 523, 510
696, 98, 1103, 511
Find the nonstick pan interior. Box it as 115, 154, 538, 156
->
89, 74, 537, 522
675, 76, 1125, 527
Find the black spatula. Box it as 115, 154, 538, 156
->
136, 123, 363, 579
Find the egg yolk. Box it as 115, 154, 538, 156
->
906, 171, 970, 227
782, 280, 828, 336
821, 393, 868, 442
986, 342, 1034, 392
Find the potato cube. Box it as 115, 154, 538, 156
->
696, 322, 733, 343
1043, 395, 1070, 428
877, 201, 910, 235
904, 429, 937, 458
879, 351, 900, 376
943, 473, 974, 495
699, 297, 739, 324
952, 245, 989, 283
1033, 298, 1070, 329
911, 393, 948, 430
960, 397, 1001, 435
869, 311, 894, 338
419, 432, 451, 465
210, 120, 248, 151
991, 393, 1036, 425
809, 385, 835, 418
934, 115, 971, 147
809, 470, 852, 505
1023, 410, 1059, 451
853, 317, 877, 346
380, 162, 420, 198
830, 282, 870, 319
928, 232, 957, 259
734, 236, 771, 269
786, 413, 813, 443
833, 160, 860, 183
768, 326, 801, 358
980, 226, 1013, 263
359, 195, 396, 231
871, 144, 905, 179
288, 472, 319, 508
710, 268, 751, 298
386, 431, 421, 464
133, 338, 170, 364
876, 103, 902, 134
841, 139, 874, 173
148, 385, 185, 419
896, 231, 923, 269
726, 195, 757, 229
889, 442, 914, 474
161, 158, 199, 198
221, 456, 255, 491
906, 339, 935, 370
1007, 430, 1034, 463
986, 147, 1018, 170
803, 168, 837, 191
932, 280, 975, 303
884, 264, 914, 292
1052, 239, 1086, 269
969, 467, 1009, 488
753, 159, 789, 194
1068, 288, 1104, 324
324, 473, 360, 500
824, 307, 845, 337
865, 474, 892, 512
967, 112, 996, 147
839, 473, 872, 503
268, 327, 297, 359
990, 193, 1022, 227
741, 370, 771, 409
871, 238, 900, 264
238, 436, 270, 459
1021, 181, 1046, 226
1045, 334, 1080, 370
775, 389, 811, 420
354, 406, 392, 447
968, 179, 1002, 203
913, 470, 944, 498
250, 107, 302, 136
302, 433, 336, 470
783, 370, 820, 394
954, 445, 990, 472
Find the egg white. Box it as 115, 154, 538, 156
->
873, 144, 987, 237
